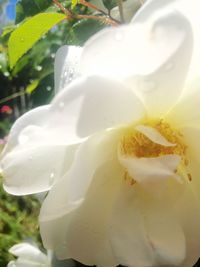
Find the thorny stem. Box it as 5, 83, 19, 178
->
52, 0, 120, 26
117, 0, 124, 22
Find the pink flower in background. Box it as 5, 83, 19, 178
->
1, 105, 12, 115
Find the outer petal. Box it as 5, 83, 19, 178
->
166, 78, 200, 127
9, 243, 47, 262
1, 142, 76, 195
0, 105, 77, 195
133, 0, 200, 81
54, 46, 82, 94
81, 11, 192, 116
81, 11, 191, 80
109, 182, 186, 267
66, 128, 123, 204
0, 105, 49, 159
40, 128, 122, 221
132, 0, 176, 23
179, 0, 200, 82
174, 184, 200, 267
48, 76, 145, 143
40, 161, 123, 266
40, 130, 124, 266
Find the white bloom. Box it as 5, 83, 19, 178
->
2, 0, 200, 266
7, 243, 51, 267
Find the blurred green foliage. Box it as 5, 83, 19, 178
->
0, 175, 41, 267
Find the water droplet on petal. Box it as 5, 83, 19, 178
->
18, 134, 29, 145
49, 172, 55, 186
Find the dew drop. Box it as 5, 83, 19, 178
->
35, 65, 42, 71
20, 37, 25, 42
63, 70, 68, 77
46, 86, 52, 91
51, 53, 55, 59
18, 134, 29, 145
49, 172, 55, 186
4, 71, 9, 77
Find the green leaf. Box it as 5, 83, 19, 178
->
25, 79, 39, 94
8, 13, 66, 68
15, 0, 52, 23
71, 0, 79, 8
71, 19, 105, 45
102, 0, 117, 11
15, 0, 70, 23
1, 25, 17, 37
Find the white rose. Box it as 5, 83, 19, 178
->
2, 0, 200, 266
7, 243, 51, 267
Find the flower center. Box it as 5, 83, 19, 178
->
119, 119, 191, 184
120, 119, 187, 159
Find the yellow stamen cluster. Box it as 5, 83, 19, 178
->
120, 120, 187, 159
119, 120, 191, 183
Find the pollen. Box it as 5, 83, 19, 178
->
119, 120, 193, 183
120, 120, 187, 159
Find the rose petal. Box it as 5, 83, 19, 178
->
2, 141, 76, 195
54, 45, 82, 94
9, 243, 47, 262
119, 154, 181, 184
81, 10, 192, 117
0, 105, 49, 159
174, 184, 200, 267
40, 160, 123, 266
48, 76, 145, 143
109, 182, 185, 266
